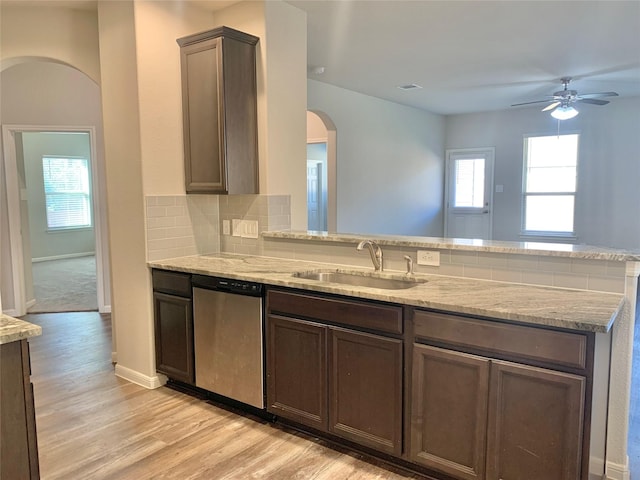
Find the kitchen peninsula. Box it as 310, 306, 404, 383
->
149, 231, 640, 480
1, 314, 42, 479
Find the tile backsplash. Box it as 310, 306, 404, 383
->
145, 194, 625, 294
145, 194, 290, 261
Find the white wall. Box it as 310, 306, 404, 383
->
445, 97, 640, 250
0, 5, 101, 82
22, 132, 95, 260
308, 79, 445, 236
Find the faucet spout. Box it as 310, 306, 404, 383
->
356, 240, 384, 272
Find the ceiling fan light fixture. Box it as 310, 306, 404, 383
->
551, 105, 579, 120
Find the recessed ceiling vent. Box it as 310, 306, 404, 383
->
397, 83, 423, 91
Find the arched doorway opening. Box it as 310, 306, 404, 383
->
306, 110, 337, 232
0, 57, 110, 316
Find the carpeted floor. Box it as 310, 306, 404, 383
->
28, 256, 98, 313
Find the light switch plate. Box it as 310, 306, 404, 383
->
232, 219, 242, 237
417, 250, 440, 266
222, 220, 230, 235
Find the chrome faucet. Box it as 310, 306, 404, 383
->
357, 240, 383, 272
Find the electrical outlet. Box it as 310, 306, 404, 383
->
417, 250, 440, 266
222, 220, 230, 235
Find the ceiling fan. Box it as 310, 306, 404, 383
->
511, 77, 619, 119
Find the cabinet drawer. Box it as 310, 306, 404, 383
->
413, 310, 587, 371
152, 269, 192, 297
268, 289, 403, 335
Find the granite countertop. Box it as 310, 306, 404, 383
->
149, 254, 624, 333
0, 314, 42, 345
263, 231, 640, 262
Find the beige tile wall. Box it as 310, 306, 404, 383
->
145, 195, 220, 261
261, 238, 626, 293
145, 194, 291, 261
218, 195, 290, 255
145, 194, 624, 293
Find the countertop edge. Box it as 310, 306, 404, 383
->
148, 255, 623, 334
0, 314, 43, 345
262, 231, 640, 262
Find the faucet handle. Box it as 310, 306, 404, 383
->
403, 255, 414, 275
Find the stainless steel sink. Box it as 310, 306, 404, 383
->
292, 270, 427, 290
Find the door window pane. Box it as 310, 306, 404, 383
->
454, 158, 485, 208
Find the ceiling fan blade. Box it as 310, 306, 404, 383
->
577, 98, 610, 106
511, 99, 553, 107
542, 101, 561, 112
578, 92, 619, 99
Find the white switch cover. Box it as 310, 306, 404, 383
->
232, 219, 242, 237
242, 220, 259, 239
495, 184, 504, 193
222, 220, 230, 235
417, 250, 440, 266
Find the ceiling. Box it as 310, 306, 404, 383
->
4, 0, 638, 115
286, 0, 640, 115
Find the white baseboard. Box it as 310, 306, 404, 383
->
26, 299, 36, 309
114, 364, 166, 389
111, 352, 117, 363
606, 458, 630, 480
3, 308, 19, 317
590, 456, 605, 479
99, 304, 112, 314
32, 252, 95, 263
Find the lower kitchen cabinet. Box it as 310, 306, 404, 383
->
152, 269, 194, 384
329, 327, 403, 456
411, 344, 489, 480
266, 289, 404, 457
486, 360, 585, 480
1, 339, 39, 480
411, 309, 589, 480
266, 315, 327, 430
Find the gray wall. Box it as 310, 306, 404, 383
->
445, 97, 640, 250
308, 79, 445, 236
22, 132, 95, 260
0, 60, 111, 311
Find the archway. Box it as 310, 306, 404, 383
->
306, 110, 337, 232
0, 57, 110, 315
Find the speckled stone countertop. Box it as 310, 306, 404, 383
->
149, 254, 624, 333
263, 231, 640, 262
0, 314, 42, 345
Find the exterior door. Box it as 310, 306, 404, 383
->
445, 148, 494, 240
307, 161, 322, 231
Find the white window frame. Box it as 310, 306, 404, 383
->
521, 133, 579, 239
42, 155, 93, 231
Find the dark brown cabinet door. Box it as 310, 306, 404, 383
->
1, 340, 39, 480
180, 37, 224, 193
266, 315, 328, 431
328, 327, 403, 456
153, 292, 194, 384
178, 27, 258, 195
410, 344, 489, 480
486, 360, 585, 480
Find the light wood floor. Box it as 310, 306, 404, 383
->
25, 312, 423, 480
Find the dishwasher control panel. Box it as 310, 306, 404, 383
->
192, 275, 263, 297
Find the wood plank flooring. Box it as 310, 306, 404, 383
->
24, 312, 423, 480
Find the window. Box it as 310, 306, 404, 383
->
454, 158, 485, 208
42, 156, 92, 230
522, 134, 579, 236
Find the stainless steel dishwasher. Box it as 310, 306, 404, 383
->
192, 275, 264, 409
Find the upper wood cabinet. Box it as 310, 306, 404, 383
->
177, 26, 259, 194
